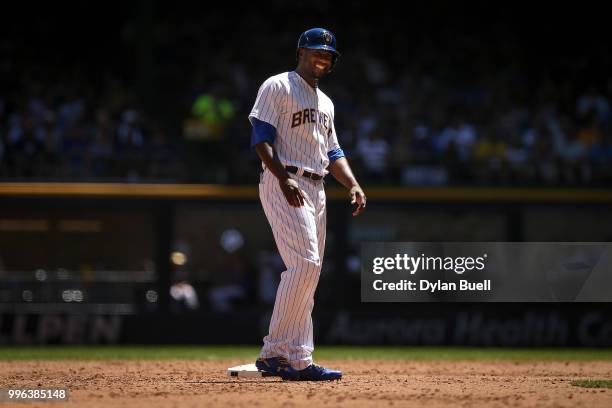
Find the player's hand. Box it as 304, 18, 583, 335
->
349, 185, 366, 216
279, 177, 306, 207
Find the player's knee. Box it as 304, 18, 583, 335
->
285, 247, 322, 269
297, 255, 322, 270
301, 247, 321, 265
299, 255, 320, 265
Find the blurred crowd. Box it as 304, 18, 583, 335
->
2, 2, 611, 186
0, 76, 185, 182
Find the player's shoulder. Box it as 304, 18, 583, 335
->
260, 72, 291, 91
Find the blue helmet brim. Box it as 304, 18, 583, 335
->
300, 44, 340, 58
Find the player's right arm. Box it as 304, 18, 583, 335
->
249, 77, 305, 207
254, 141, 305, 207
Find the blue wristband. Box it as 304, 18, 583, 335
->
327, 148, 345, 162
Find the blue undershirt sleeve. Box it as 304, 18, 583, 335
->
327, 148, 345, 163
249, 117, 277, 147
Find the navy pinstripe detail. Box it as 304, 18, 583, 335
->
258, 170, 325, 368
250, 71, 337, 370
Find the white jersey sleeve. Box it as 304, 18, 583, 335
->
249, 77, 284, 129
327, 104, 341, 153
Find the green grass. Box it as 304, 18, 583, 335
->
0, 346, 612, 361
571, 380, 612, 389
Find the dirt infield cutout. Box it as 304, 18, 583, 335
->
1, 359, 612, 407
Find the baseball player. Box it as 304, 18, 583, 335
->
248, 28, 366, 381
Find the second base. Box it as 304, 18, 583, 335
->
227, 363, 275, 378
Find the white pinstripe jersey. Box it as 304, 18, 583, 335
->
249, 71, 341, 176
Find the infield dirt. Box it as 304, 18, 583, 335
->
1, 359, 611, 407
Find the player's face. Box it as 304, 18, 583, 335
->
301, 49, 333, 78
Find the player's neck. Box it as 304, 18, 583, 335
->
294, 68, 318, 89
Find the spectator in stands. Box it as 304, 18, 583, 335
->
577, 86, 610, 122
356, 130, 390, 181
88, 110, 115, 178
11, 115, 45, 178
2, 7, 612, 187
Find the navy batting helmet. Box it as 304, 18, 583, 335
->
296, 28, 340, 70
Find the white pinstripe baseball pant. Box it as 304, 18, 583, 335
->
258, 167, 326, 370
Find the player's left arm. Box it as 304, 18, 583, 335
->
326, 106, 366, 216
329, 157, 366, 217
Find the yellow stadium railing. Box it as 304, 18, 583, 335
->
0, 183, 611, 203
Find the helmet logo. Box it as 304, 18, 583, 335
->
322, 31, 332, 45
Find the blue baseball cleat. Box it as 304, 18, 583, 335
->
297, 364, 342, 381
255, 357, 300, 380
